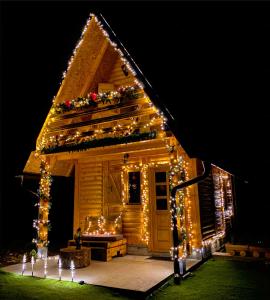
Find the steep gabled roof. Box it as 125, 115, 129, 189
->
24, 13, 173, 175
34, 14, 184, 154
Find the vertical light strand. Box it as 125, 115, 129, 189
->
141, 164, 150, 244
33, 156, 52, 253
122, 162, 150, 245
182, 159, 193, 253
213, 168, 226, 235
169, 153, 193, 259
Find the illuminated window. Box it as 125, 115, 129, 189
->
128, 172, 141, 204
155, 171, 168, 210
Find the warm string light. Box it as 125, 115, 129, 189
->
213, 169, 226, 235
39, 100, 164, 154
36, 11, 145, 151
32, 12, 174, 250
41, 93, 166, 153
36, 10, 169, 153
169, 153, 194, 261
183, 160, 193, 252
33, 157, 52, 251
51, 85, 143, 115
84, 215, 120, 235
57, 13, 143, 97
122, 161, 169, 245
200, 167, 234, 254
141, 164, 150, 244
210, 167, 234, 242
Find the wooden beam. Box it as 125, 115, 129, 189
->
43, 138, 171, 161
47, 107, 155, 133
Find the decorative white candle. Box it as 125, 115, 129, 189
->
70, 260, 75, 282
22, 254, 26, 275
44, 257, 48, 278
58, 258, 62, 281
31, 256, 35, 276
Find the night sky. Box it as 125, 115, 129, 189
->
1, 1, 270, 247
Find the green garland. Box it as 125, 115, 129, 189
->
51, 85, 143, 115
41, 131, 157, 154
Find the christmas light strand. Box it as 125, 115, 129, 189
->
32, 157, 52, 249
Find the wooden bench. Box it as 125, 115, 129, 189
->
60, 246, 91, 268
225, 243, 270, 258
68, 238, 127, 262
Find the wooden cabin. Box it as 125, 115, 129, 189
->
23, 14, 234, 260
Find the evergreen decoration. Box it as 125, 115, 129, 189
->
41, 131, 157, 154
51, 85, 143, 115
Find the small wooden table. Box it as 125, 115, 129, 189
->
68, 237, 127, 261
60, 247, 91, 269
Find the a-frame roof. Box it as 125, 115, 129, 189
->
24, 9, 268, 178
25, 13, 173, 175
34, 13, 194, 161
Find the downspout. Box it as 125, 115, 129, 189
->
170, 160, 211, 284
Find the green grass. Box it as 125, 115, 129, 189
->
0, 270, 129, 300
1, 259, 270, 300
154, 259, 270, 300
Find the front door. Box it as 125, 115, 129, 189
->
151, 168, 172, 253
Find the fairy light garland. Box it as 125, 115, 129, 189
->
37, 12, 171, 155
213, 169, 226, 235
141, 164, 150, 244
212, 167, 234, 236
33, 157, 52, 250
183, 160, 193, 252
201, 167, 234, 253
58, 13, 144, 93
37, 12, 145, 151
33, 13, 174, 253
169, 156, 187, 259
122, 161, 169, 245
169, 151, 195, 263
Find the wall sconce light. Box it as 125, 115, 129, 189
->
123, 153, 129, 164
121, 64, 129, 76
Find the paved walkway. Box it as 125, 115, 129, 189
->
2, 255, 199, 292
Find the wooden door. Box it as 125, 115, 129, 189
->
151, 168, 172, 253
103, 161, 122, 218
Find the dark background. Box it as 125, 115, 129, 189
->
1, 1, 270, 250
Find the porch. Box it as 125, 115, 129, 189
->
2, 255, 200, 294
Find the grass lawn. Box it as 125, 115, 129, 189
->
0, 270, 129, 300
155, 259, 270, 300
1, 258, 270, 299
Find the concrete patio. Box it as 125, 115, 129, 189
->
2, 255, 200, 293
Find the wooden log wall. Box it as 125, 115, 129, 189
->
108, 57, 136, 87
74, 156, 144, 244
103, 160, 123, 218
76, 159, 103, 230
122, 205, 143, 245
197, 160, 216, 240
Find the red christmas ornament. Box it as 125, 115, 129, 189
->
90, 92, 97, 101
118, 87, 124, 94
65, 100, 71, 107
